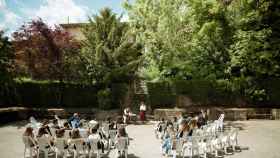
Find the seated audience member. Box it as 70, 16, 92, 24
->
173, 117, 179, 131
188, 119, 198, 136
88, 127, 105, 153
23, 126, 37, 147
162, 125, 175, 156
123, 108, 131, 124
106, 117, 117, 130
197, 110, 207, 128
115, 127, 129, 155
71, 128, 81, 139
68, 113, 80, 128
55, 128, 68, 149
177, 119, 190, 138
41, 119, 52, 136
63, 122, 71, 130
116, 127, 128, 138
116, 116, 124, 128
69, 128, 85, 150
50, 119, 60, 129
37, 127, 54, 148
155, 118, 167, 139
55, 128, 65, 138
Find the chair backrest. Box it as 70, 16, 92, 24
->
102, 123, 109, 135
79, 129, 88, 138
37, 136, 51, 149
109, 130, 117, 139
65, 130, 71, 139
230, 128, 238, 140
89, 138, 99, 151
22, 136, 35, 147
55, 138, 66, 151
116, 137, 128, 150
71, 138, 85, 152
175, 138, 184, 152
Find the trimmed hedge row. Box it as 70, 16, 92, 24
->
1, 79, 280, 109
1, 82, 99, 108
147, 79, 280, 108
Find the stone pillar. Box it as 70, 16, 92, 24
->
272, 109, 280, 120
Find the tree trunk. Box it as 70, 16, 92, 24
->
122, 80, 134, 109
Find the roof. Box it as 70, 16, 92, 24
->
60, 23, 88, 29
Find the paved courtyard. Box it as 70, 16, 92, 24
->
0, 120, 280, 158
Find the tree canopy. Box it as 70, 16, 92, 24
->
12, 19, 80, 81
81, 8, 143, 86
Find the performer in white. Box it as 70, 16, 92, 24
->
139, 101, 147, 122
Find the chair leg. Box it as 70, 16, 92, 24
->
23, 147, 26, 158
89, 150, 92, 158
37, 149, 39, 158
125, 149, 128, 158
73, 150, 77, 158
97, 150, 101, 158
215, 150, 218, 157
224, 146, 227, 154
44, 150, 48, 158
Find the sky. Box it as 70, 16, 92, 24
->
0, 0, 129, 35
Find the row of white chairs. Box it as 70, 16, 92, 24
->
172, 128, 239, 158
23, 135, 129, 158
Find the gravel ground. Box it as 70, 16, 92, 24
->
0, 120, 280, 158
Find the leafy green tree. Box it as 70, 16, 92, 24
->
0, 31, 13, 82
124, 0, 234, 81
227, 0, 280, 101
0, 31, 14, 105
81, 8, 143, 108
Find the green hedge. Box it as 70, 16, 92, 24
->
1, 82, 99, 108
146, 79, 280, 108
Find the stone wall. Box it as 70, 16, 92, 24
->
0, 107, 121, 125
153, 107, 280, 121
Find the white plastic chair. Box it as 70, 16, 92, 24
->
89, 138, 101, 158
220, 133, 230, 154
211, 136, 222, 157
229, 128, 239, 151
108, 130, 117, 148
218, 114, 225, 132
173, 138, 184, 158
71, 138, 87, 158
22, 136, 37, 158
102, 123, 110, 138
54, 115, 64, 128
37, 136, 54, 158
54, 138, 68, 158
182, 136, 206, 158
116, 137, 129, 158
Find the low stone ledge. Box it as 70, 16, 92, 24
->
0, 107, 121, 125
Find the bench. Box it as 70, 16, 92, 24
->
248, 113, 272, 120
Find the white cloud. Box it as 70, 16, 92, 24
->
0, 0, 21, 31
24, 0, 89, 26
0, 0, 5, 8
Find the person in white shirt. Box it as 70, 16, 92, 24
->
88, 127, 105, 153
123, 108, 130, 124
139, 101, 147, 122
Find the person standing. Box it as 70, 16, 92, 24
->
139, 101, 147, 122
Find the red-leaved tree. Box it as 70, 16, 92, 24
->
12, 19, 80, 81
